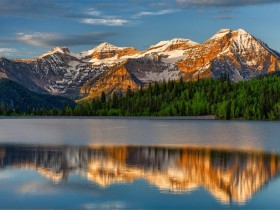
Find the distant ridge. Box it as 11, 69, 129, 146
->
0, 78, 75, 112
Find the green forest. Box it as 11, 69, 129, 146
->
1, 74, 280, 120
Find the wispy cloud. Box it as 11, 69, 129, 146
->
0, 0, 177, 26
176, 0, 280, 7
149, 2, 170, 8
87, 8, 101, 16
16, 32, 116, 47
81, 18, 129, 26
134, 9, 178, 18
17, 33, 57, 46
81, 8, 177, 26
80, 6, 130, 26
0, 48, 17, 56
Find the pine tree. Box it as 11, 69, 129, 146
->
100, 91, 106, 104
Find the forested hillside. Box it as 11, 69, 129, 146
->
1, 74, 280, 120
0, 78, 75, 115
73, 74, 280, 120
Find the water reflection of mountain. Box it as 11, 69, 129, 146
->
0, 144, 279, 204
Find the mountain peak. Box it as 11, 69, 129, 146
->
93, 42, 123, 52
38, 47, 70, 59
208, 28, 251, 41
0, 56, 10, 62
218, 28, 232, 33
78, 42, 131, 60
236, 28, 247, 34
209, 29, 233, 41
52, 47, 70, 54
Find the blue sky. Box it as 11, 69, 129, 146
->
0, 0, 280, 58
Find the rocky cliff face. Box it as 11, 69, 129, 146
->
1, 144, 279, 204
0, 28, 279, 101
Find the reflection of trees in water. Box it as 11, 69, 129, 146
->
0, 144, 279, 204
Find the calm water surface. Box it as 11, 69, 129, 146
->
0, 118, 280, 209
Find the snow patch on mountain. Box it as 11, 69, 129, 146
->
93, 42, 124, 52
209, 29, 232, 41
147, 38, 198, 53
161, 50, 186, 63
38, 47, 71, 59
79, 42, 125, 60
141, 69, 181, 83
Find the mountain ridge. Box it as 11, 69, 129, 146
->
0, 28, 279, 101
0, 78, 75, 112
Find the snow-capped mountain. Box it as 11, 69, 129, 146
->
0, 28, 279, 101
177, 29, 280, 81
0, 47, 109, 98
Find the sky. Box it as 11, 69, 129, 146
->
0, 0, 280, 59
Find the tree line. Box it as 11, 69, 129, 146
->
63, 73, 280, 120
1, 74, 280, 120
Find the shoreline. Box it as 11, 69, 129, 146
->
0, 115, 216, 120
0, 116, 279, 121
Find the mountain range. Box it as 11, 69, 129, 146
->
0, 28, 280, 102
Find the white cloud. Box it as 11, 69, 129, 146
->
0, 48, 17, 56
134, 9, 178, 18
82, 18, 128, 26
87, 8, 101, 16
16, 32, 116, 47
17, 33, 58, 46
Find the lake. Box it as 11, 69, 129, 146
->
0, 118, 280, 209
